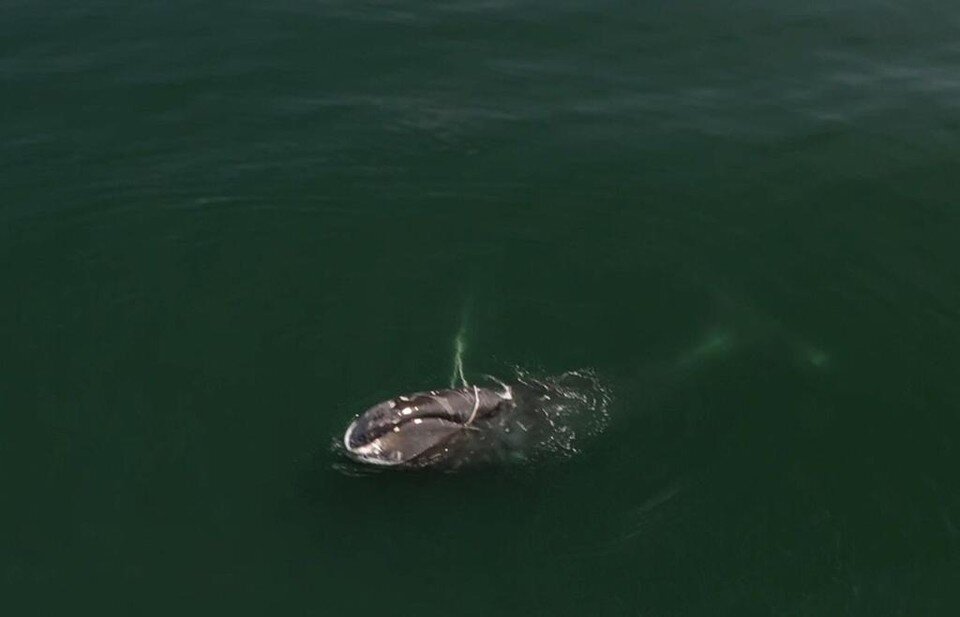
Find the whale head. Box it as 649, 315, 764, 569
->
343, 386, 514, 466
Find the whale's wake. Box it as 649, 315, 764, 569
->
490, 367, 612, 464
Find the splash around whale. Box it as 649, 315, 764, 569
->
340, 370, 611, 469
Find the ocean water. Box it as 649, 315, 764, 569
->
3, 1, 960, 614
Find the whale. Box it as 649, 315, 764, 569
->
342, 384, 516, 467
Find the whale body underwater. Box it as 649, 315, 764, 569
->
341, 371, 611, 468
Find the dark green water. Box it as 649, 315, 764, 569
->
3, 1, 960, 614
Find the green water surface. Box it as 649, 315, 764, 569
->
3, 1, 960, 615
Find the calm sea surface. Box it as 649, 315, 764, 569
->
3, 1, 960, 614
